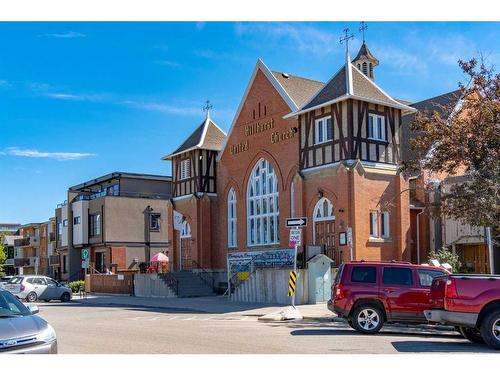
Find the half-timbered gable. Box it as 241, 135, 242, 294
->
289, 47, 415, 171
163, 114, 226, 198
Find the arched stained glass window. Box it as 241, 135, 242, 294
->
247, 159, 279, 246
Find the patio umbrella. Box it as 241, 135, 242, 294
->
151, 253, 169, 263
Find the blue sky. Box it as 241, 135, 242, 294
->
1, 22, 499, 223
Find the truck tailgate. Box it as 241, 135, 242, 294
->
429, 276, 448, 309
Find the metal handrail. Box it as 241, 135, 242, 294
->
191, 260, 216, 291
158, 273, 179, 295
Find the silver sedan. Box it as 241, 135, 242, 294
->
0, 289, 57, 354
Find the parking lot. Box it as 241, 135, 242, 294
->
36, 300, 497, 354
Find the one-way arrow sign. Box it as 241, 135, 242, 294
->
286, 217, 307, 228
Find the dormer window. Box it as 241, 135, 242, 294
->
368, 114, 386, 141
179, 159, 191, 180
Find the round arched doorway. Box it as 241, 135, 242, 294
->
313, 198, 337, 263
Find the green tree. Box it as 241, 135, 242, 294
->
428, 248, 463, 273
401, 58, 500, 242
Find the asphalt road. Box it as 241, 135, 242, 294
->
37, 301, 497, 354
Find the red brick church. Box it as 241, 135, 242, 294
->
161, 40, 417, 276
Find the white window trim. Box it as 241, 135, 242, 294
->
369, 211, 378, 238
314, 116, 333, 145
227, 189, 237, 248
179, 159, 191, 180
381, 211, 390, 239
368, 113, 387, 141
246, 159, 279, 247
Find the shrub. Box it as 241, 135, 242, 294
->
428, 248, 463, 273
67, 280, 85, 293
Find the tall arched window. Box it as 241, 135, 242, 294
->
227, 188, 237, 248
247, 159, 279, 246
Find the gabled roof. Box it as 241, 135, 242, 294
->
352, 42, 379, 65
285, 52, 416, 118
401, 90, 462, 162
218, 58, 323, 158
162, 116, 226, 160
271, 71, 324, 108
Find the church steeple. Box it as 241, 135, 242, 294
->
352, 22, 379, 80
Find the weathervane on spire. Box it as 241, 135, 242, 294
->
339, 28, 354, 54
359, 21, 368, 43
203, 100, 213, 118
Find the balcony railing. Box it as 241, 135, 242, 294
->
14, 236, 40, 247
74, 190, 171, 202
4, 258, 15, 266
14, 258, 29, 267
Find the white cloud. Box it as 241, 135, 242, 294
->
154, 60, 182, 68
40, 31, 86, 39
235, 22, 347, 57
3, 147, 96, 161
44, 92, 110, 102
121, 100, 202, 116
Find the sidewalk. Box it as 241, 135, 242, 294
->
71, 294, 333, 319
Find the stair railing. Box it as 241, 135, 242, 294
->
190, 260, 216, 292
158, 272, 179, 295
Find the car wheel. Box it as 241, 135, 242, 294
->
351, 304, 384, 334
26, 291, 38, 302
480, 309, 500, 350
60, 292, 71, 302
459, 326, 484, 344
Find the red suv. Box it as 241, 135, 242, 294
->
328, 261, 449, 334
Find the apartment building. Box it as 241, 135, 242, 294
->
0, 223, 21, 235
13, 223, 42, 275
2, 234, 22, 275
58, 172, 172, 281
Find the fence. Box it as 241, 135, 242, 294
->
85, 273, 134, 295
134, 274, 177, 298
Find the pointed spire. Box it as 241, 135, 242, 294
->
340, 28, 354, 95
352, 23, 379, 80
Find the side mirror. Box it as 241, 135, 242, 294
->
28, 305, 39, 315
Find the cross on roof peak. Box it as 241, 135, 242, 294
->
339, 28, 354, 55
203, 100, 213, 119
359, 21, 368, 43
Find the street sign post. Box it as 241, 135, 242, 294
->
82, 249, 90, 270
289, 228, 302, 248
286, 217, 307, 228
286, 217, 308, 307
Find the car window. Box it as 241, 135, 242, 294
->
0, 292, 30, 316
7, 277, 23, 284
35, 278, 47, 285
382, 267, 413, 286
334, 264, 345, 284
46, 278, 58, 287
26, 278, 34, 284
351, 266, 377, 283
417, 269, 446, 287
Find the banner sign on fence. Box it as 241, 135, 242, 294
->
227, 249, 295, 270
